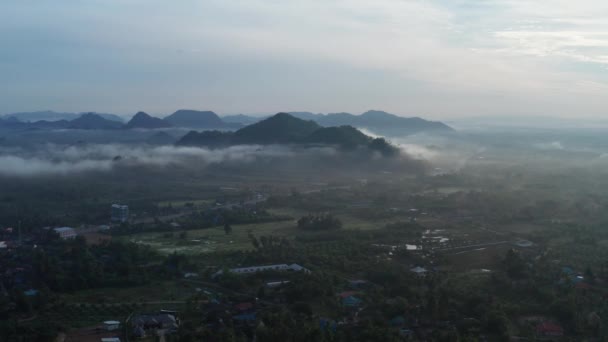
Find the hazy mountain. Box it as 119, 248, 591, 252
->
164, 109, 236, 129
303, 125, 371, 146
3, 116, 21, 123
233, 112, 321, 144
2, 110, 124, 122
177, 113, 399, 156
222, 114, 262, 125
68, 113, 124, 130
0, 117, 69, 130
287, 110, 452, 136
288, 111, 324, 121
29, 120, 70, 129
126, 112, 172, 129
177, 130, 235, 148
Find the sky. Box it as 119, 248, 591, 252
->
1, 0, 608, 120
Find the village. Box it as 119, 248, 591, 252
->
2, 177, 606, 341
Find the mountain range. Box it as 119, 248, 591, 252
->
177, 113, 399, 156
3, 110, 124, 123
1, 109, 452, 136
248, 110, 453, 136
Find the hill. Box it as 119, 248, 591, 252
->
288, 110, 452, 136
233, 112, 321, 144
126, 112, 172, 129
303, 125, 371, 147
177, 130, 235, 148
177, 113, 400, 156
164, 109, 234, 129
222, 114, 263, 125
67, 113, 124, 130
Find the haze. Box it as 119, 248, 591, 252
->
2, 0, 608, 119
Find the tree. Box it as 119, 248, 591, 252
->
503, 249, 526, 279
224, 223, 232, 235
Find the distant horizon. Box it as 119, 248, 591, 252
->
3, 108, 608, 123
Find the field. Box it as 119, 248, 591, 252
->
121, 208, 400, 255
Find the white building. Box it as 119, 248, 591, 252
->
103, 320, 121, 331
213, 263, 310, 278
53, 227, 77, 239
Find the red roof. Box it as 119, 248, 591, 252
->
536, 322, 564, 335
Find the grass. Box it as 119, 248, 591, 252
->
122, 220, 298, 255
121, 208, 389, 255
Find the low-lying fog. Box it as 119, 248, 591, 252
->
3, 126, 608, 178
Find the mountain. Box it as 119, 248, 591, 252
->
177, 130, 235, 148
222, 114, 263, 125
177, 113, 400, 156
233, 112, 321, 144
68, 113, 124, 130
164, 109, 235, 129
29, 120, 70, 129
289, 110, 452, 136
126, 112, 172, 129
0, 118, 70, 130
2, 111, 124, 122
303, 125, 371, 146
288, 112, 324, 121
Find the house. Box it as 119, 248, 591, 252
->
213, 263, 310, 278
536, 321, 564, 339
0, 241, 7, 249
111, 204, 129, 223
342, 296, 362, 307
101, 338, 121, 342
53, 227, 77, 239
265, 280, 290, 288
23, 289, 38, 296
410, 266, 428, 276
132, 326, 146, 339
103, 320, 120, 331
348, 280, 368, 289
132, 313, 179, 331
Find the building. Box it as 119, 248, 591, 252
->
53, 227, 77, 239
132, 313, 179, 331
410, 266, 428, 277
111, 204, 129, 223
536, 321, 564, 339
213, 263, 310, 278
101, 338, 121, 342
103, 321, 121, 331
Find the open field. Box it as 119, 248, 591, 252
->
122, 208, 398, 255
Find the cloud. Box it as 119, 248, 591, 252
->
2, 0, 608, 117
0, 144, 303, 177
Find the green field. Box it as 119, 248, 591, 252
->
121, 208, 393, 255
